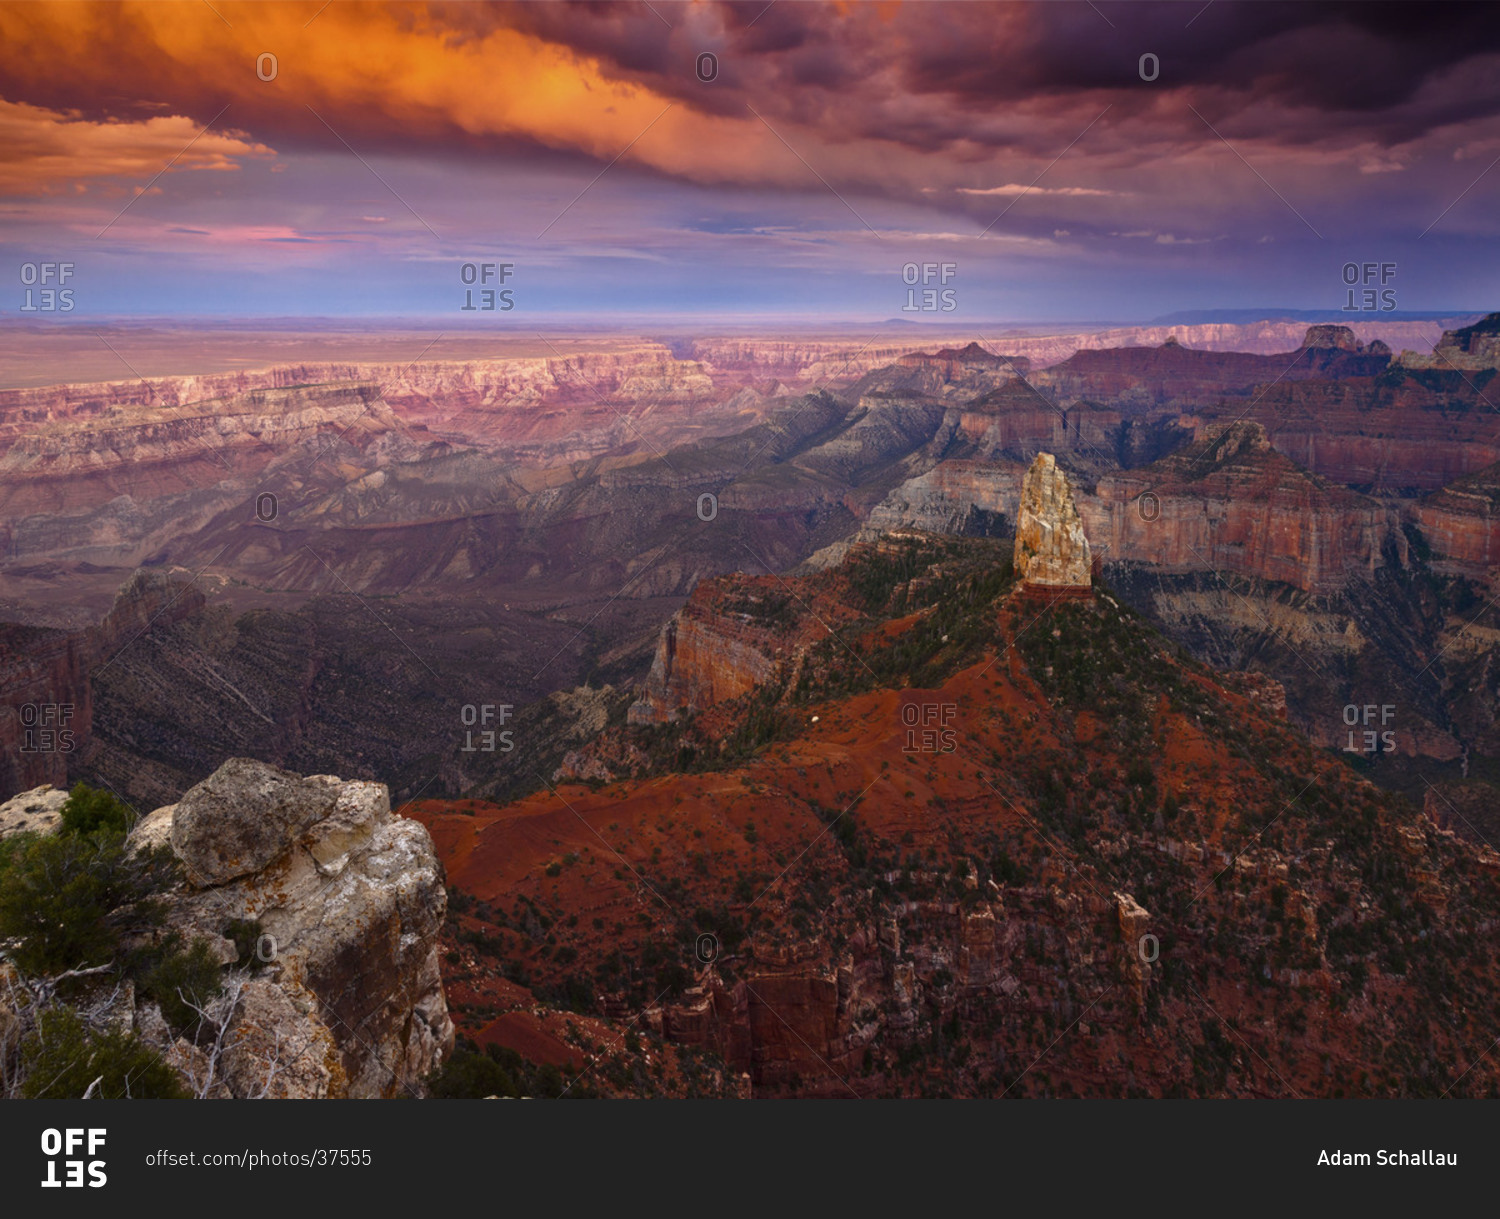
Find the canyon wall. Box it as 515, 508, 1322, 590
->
863, 459, 1025, 536
0, 383, 399, 564
1398, 312, 1500, 372
1416, 463, 1500, 575
628, 572, 858, 726
688, 317, 1458, 378
1090, 423, 1387, 593
1034, 326, 1393, 413
0, 569, 204, 797
1030, 320, 1500, 493
868, 423, 1387, 593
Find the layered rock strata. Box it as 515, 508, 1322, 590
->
1090, 422, 1386, 593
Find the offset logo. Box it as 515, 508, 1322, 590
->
459, 262, 515, 312
1341, 261, 1397, 313
41, 1128, 106, 1188
460, 703, 514, 753
901, 701, 958, 753
19, 262, 75, 312
1342, 703, 1396, 754
901, 262, 957, 313
18, 702, 76, 753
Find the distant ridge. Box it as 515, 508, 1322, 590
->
1150, 308, 1482, 325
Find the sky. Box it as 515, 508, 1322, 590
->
1, 0, 1499, 322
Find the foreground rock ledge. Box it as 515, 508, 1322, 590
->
148, 758, 454, 1098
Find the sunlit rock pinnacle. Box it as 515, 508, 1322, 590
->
1014, 452, 1092, 589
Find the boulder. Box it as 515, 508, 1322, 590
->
161, 759, 454, 1097
125, 804, 175, 854
170, 759, 340, 886
220, 978, 344, 1100
0, 784, 67, 840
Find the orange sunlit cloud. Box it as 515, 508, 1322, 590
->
0, 1, 878, 196
0, 97, 273, 196
2, 1, 1495, 317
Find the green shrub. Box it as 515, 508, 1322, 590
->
20, 1006, 187, 1099
140, 938, 224, 1033
59, 782, 135, 836
223, 918, 270, 970
0, 831, 180, 976
427, 1045, 520, 1098
426, 1042, 583, 1098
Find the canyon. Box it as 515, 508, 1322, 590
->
0, 569, 204, 798
5, 317, 1500, 812
412, 536, 1500, 1097
5, 315, 1500, 1098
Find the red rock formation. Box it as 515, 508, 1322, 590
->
1090, 422, 1386, 592
688, 318, 1457, 378
955, 382, 1122, 457
1019, 318, 1500, 494
1399, 311, 1500, 371
853, 342, 1029, 403
863, 459, 1026, 536
628, 586, 779, 726
1184, 316, 1500, 493
1207, 373, 1500, 493
627, 573, 859, 726
1302, 324, 1363, 351
1415, 462, 1500, 575
896, 341, 1030, 376
1035, 326, 1392, 413
868, 424, 1386, 593
413, 537, 1500, 1098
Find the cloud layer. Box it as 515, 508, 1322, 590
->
2, 1, 1497, 317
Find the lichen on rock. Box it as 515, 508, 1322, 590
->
171, 759, 341, 886
163, 759, 454, 1097
3, 759, 457, 1099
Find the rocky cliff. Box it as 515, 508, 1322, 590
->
868, 423, 1385, 594
1091, 422, 1387, 593
1034, 325, 1393, 414
0, 758, 453, 1099
862, 459, 1024, 537
687, 318, 1455, 378
1416, 461, 1500, 575
854, 433, 1495, 770
628, 572, 861, 726
849, 342, 1029, 403
956, 381, 1127, 464
1398, 311, 1500, 371
1204, 371, 1500, 494
0, 381, 413, 566
1019, 319, 1500, 495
